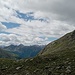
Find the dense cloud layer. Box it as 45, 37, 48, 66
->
0, 0, 75, 46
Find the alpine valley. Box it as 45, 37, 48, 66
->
1, 45, 45, 59
0, 30, 75, 75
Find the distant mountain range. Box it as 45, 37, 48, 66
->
3, 44, 45, 59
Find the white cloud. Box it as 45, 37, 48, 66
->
3, 20, 74, 46
0, 23, 7, 32
0, 0, 75, 24
0, 34, 22, 46
0, 0, 75, 46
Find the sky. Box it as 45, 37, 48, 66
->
0, 0, 75, 46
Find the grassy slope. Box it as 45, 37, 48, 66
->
0, 48, 19, 59
0, 31, 75, 75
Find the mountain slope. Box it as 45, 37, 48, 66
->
39, 30, 75, 56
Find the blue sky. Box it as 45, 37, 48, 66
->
2, 22, 20, 29
16, 11, 49, 22
0, 0, 75, 46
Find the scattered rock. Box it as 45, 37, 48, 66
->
68, 62, 71, 65
64, 61, 69, 64
25, 59, 29, 62
67, 58, 69, 60
34, 69, 39, 73
16, 67, 21, 70
66, 69, 71, 73
30, 58, 33, 61
56, 66, 61, 69
66, 66, 71, 69
66, 66, 71, 73
26, 72, 30, 75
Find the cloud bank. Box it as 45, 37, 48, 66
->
0, 0, 75, 46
